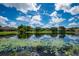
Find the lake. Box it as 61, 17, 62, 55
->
0, 34, 79, 56
1, 34, 79, 44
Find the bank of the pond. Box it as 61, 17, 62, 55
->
0, 31, 18, 36
0, 38, 65, 49
0, 38, 79, 56
0, 31, 75, 36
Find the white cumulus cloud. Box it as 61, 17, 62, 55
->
16, 16, 31, 22
0, 16, 8, 21
0, 16, 17, 27
55, 3, 79, 15
8, 22, 17, 28
30, 15, 43, 27
68, 22, 79, 27
49, 11, 65, 27
68, 16, 79, 21
50, 11, 57, 17
31, 15, 41, 22
51, 17, 65, 24
0, 16, 9, 26
69, 6, 79, 15
68, 17, 74, 21
55, 3, 71, 12
3, 3, 41, 13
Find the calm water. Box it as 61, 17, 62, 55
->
1, 34, 79, 44
0, 34, 79, 56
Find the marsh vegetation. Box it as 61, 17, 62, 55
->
0, 25, 79, 56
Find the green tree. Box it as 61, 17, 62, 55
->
58, 26, 65, 34
35, 27, 41, 32
26, 26, 33, 32
50, 27, 57, 34
18, 24, 27, 39
18, 24, 26, 34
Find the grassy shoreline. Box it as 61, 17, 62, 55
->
0, 31, 75, 35
0, 31, 18, 36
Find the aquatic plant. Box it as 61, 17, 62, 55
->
0, 38, 79, 56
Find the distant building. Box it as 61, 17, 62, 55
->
0, 26, 16, 31
74, 28, 79, 34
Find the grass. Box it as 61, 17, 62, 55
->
0, 38, 79, 56
0, 38, 65, 50
0, 31, 17, 36
0, 38, 65, 53
65, 32, 75, 34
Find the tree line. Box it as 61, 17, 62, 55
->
17, 24, 66, 34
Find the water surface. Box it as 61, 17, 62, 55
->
0, 34, 79, 56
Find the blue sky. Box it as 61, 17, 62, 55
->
0, 3, 79, 28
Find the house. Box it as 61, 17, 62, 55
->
74, 28, 79, 34
0, 26, 16, 31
